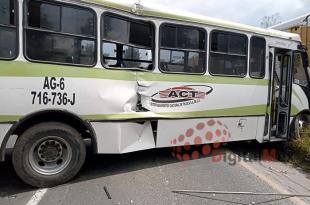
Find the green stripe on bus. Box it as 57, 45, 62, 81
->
0, 61, 269, 85
82, 105, 267, 120
0, 115, 20, 122
267, 104, 299, 116
86, 1, 294, 40
0, 105, 266, 123
0, 61, 136, 81
90, 0, 132, 12
157, 104, 267, 118
0, 105, 301, 123
266, 105, 271, 115
291, 104, 299, 116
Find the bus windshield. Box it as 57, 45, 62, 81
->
293, 52, 309, 87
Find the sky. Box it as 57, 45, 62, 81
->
145, 0, 310, 27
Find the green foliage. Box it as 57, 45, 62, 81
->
289, 133, 310, 172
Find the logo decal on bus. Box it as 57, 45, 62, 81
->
150, 85, 213, 107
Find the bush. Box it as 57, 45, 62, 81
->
289, 133, 310, 172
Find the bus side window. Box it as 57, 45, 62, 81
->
209, 31, 247, 77
0, 0, 17, 60
102, 42, 117, 66
250, 36, 266, 79
25, 0, 96, 66
101, 14, 154, 70
159, 24, 206, 74
293, 52, 309, 87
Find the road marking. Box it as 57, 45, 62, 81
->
25, 189, 48, 205
238, 159, 308, 205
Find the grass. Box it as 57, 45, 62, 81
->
287, 132, 310, 172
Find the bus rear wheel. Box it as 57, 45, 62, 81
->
12, 122, 86, 187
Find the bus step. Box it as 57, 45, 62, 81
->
269, 137, 286, 142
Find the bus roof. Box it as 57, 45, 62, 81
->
83, 0, 300, 42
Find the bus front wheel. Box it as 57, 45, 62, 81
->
292, 114, 310, 139
12, 122, 86, 187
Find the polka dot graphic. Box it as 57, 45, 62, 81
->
207, 120, 216, 126
178, 135, 185, 142
170, 119, 231, 161
205, 132, 213, 141
186, 128, 194, 137
194, 136, 202, 145
183, 154, 190, 161
196, 122, 205, 130
202, 145, 211, 155
191, 151, 200, 160
215, 129, 221, 137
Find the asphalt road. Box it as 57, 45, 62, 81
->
0, 143, 306, 205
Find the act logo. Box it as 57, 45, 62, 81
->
150, 85, 213, 108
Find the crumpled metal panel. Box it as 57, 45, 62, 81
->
91, 122, 155, 154
0, 124, 12, 149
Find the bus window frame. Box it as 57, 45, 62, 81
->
101, 12, 155, 71
23, 0, 98, 68
0, 0, 19, 61
208, 29, 248, 78
249, 36, 266, 79
158, 22, 207, 75
293, 50, 310, 88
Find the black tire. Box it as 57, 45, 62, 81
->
12, 122, 86, 187
290, 114, 310, 140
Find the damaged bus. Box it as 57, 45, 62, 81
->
0, 0, 309, 187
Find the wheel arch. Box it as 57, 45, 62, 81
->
289, 109, 310, 138
291, 109, 310, 121
0, 109, 97, 161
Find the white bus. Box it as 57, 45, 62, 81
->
0, 0, 309, 187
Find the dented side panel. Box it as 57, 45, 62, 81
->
91, 122, 155, 153
0, 124, 12, 149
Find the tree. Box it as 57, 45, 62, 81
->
261, 13, 282, 28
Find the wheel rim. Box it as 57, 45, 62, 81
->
29, 136, 72, 175
295, 115, 310, 138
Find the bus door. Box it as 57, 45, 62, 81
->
270, 49, 293, 139
263, 49, 274, 141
